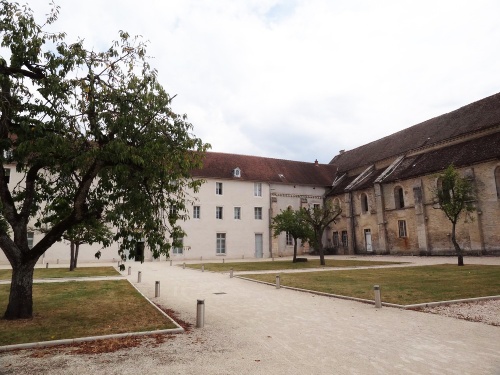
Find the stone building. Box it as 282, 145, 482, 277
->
327, 92, 500, 255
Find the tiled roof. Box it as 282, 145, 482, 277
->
384, 132, 500, 182
330, 92, 500, 172
191, 152, 338, 186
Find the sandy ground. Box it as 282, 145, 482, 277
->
1, 255, 499, 375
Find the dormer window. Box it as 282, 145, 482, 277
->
233, 168, 241, 178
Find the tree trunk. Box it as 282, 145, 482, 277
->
74, 243, 80, 269
69, 241, 75, 271
4, 260, 37, 320
292, 238, 298, 263
451, 222, 464, 266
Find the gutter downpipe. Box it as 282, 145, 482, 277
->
349, 190, 357, 254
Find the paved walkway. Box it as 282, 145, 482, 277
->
1, 255, 500, 374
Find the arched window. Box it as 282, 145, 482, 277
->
361, 193, 369, 213
394, 186, 405, 209
495, 166, 500, 199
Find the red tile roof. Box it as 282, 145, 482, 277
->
330, 92, 500, 172
191, 152, 338, 186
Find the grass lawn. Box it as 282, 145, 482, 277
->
242, 264, 500, 305
0, 280, 177, 346
184, 259, 402, 272
0, 266, 120, 281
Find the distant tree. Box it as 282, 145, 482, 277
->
300, 202, 342, 266
0, 2, 209, 319
434, 165, 476, 266
271, 208, 312, 262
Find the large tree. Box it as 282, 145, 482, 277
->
300, 201, 341, 266
434, 165, 476, 266
271, 208, 312, 262
0, 2, 209, 319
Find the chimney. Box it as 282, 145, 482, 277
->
314, 159, 319, 166
339, 150, 345, 154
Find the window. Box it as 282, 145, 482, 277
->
3, 168, 10, 184
341, 231, 348, 247
27, 232, 34, 249
169, 205, 177, 218
394, 186, 405, 209
234, 207, 241, 220
233, 168, 241, 178
495, 167, 500, 199
361, 193, 368, 213
216, 182, 223, 195
3, 149, 13, 160
313, 203, 321, 210
172, 237, 184, 254
254, 183, 262, 197
193, 206, 200, 219
333, 232, 339, 247
254, 207, 263, 220
398, 220, 407, 238
286, 232, 293, 246
216, 233, 226, 254
216, 206, 223, 220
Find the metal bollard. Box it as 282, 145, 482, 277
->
170, 260, 173, 266
46, 263, 49, 269
128, 266, 131, 275
196, 299, 205, 328
222, 258, 225, 264
118, 261, 121, 268
138, 271, 142, 283
183, 262, 186, 269
276, 274, 280, 289
230, 268, 233, 278
201, 264, 204, 272
155, 281, 160, 298
374, 285, 382, 308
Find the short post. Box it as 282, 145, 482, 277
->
230, 268, 233, 278
242, 254, 245, 259
272, 257, 274, 261
138, 271, 142, 283
374, 285, 382, 308
200, 256, 203, 261
183, 262, 186, 269
222, 258, 225, 264
276, 274, 280, 289
201, 264, 205, 272
57, 259, 59, 264
128, 266, 131, 275
46, 263, 49, 269
117, 261, 121, 268
155, 281, 160, 298
170, 260, 173, 266
196, 299, 205, 328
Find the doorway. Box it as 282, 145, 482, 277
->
255, 234, 263, 258
135, 242, 145, 261
364, 229, 373, 252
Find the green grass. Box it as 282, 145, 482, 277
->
0, 280, 177, 346
242, 264, 500, 305
184, 259, 402, 272
0, 266, 120, 281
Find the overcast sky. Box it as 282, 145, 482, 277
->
29, 0, 500, 163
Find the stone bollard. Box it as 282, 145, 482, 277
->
276, 274, 280, 289
118, 261, 121, 268
374, 285, 382, 308
196, 299, 205, 328
183, 262, 186, 269
46, 263, 49, 269
155, 281, 160, 298
128, 266, 131, 275
138, 271, 142, 283
230, 268, 233, 278
201, 264, 204, 272
170, 260, 173, 266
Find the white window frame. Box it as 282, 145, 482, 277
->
254, 207, 263, 220
254, 182, 262, 197
341, 230, 348, 247
285, 232, 293, 246
234, 207, 241, 220
193, 205, 200, 219
398, 220, 407, 238
172, 237, 184, 254
27, 231, 34, 249
216, 206, 223, 220
216, 233, 226, 254
216, 182, 223, 195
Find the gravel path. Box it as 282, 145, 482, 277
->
419, 299, 500, 326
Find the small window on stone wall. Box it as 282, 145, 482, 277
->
361, 193, 368, 213
394, 186, 405, 209
495, 166, 500, 199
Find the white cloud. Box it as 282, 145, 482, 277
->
27, 0, 500, 163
